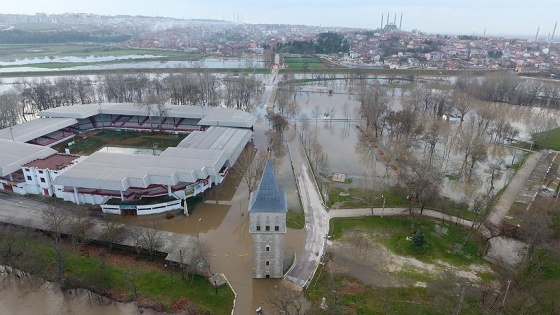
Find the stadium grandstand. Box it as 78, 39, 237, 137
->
0, 103, 256, 215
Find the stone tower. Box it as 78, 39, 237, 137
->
248, 160, 287, 278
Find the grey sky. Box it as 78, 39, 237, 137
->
2, 0, 558, 36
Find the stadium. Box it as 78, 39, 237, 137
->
0, 103, 256, 215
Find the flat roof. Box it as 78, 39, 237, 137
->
177, 126, 252, 165
23, 153, 81, 171
0, 118, 78, 143
0, 139, 57, 176
38, 103, 257, 128
54, 148, 227, 191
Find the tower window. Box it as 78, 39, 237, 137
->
266, 260, 270, 266
256, 225, 261, 231
275, 226, 279, 231
265, 245, 270, 252
265, 226, 270, 231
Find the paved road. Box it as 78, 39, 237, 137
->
285, 129, 329, 288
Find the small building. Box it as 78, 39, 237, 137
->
248, 161, 287, 278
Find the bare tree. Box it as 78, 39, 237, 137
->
399, 158, 443, 216
427, 271, 479, 315
41, 206, 72, 283
354, 172, 382, 216
359, 83, 389, 137
462, 191, 494, 246
265, 281, 307, 315
128, 220, 163, 258
100, 214, 127, 252
452, 90, 474, 122
232, 145, 267, 197
179, 238, 211, 282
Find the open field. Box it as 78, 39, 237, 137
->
283, 56, 329, 70
304, 215, 491, 314
533, 127, 560, 150
330, 216, 487, 266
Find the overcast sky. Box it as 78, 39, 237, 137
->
2, 0, 558, 37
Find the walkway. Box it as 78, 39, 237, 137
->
285, 129, 329, 288
487, 151, 542, 225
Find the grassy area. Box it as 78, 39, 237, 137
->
286, 210, 305, 229
4, 231, 234, 314
283, 56, 328, 70
306, 266, 481, 315
328, 185, 475, 220
533, 127, 560, 151
306, 216, 489, 313
330, 216, 486, 266
56, 130, 186, 155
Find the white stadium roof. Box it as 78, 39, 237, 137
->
177, 126, 252, 166
54, 126, 252, 191
0, 140, 57, 176
54, 149, 226, 191
39, 103, 257, 128
0, 118, 78, 143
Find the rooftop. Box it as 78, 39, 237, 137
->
23, 153, 81, 171
38, 103, 257, 128
0, 118, 78, 143
0, 139, 57, 176
248, 160, 287, 213
54, 148, 226, 191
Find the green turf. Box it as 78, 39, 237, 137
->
56, 130, 186, 155
533, 127, 560, 151
286, 210, 305, 229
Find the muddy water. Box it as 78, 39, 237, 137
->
122, 116, 306, 314
0, 273, 160, 315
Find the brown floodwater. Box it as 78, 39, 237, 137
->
121, 120, 307, 314
0, 273, 162, 315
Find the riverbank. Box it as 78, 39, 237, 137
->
0, 223, 234, 314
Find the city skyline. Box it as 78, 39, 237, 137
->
1, 0, 558, 38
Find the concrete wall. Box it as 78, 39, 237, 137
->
101, 199, 182, 215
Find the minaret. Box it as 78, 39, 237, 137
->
248, 160, 287, 279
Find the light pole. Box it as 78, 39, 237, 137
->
381, 195, 386, 217
214, 280, 218, 295
197, 218, 202, 242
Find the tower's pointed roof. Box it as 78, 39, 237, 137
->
248, 160, 287, 213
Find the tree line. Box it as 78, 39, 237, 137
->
273, 32, 349, 54
0, 70, 264, 127
456, 72, 560, 109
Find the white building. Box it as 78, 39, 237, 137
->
0, 104, 256, 215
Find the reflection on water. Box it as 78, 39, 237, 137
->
0, 273, 159, 315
